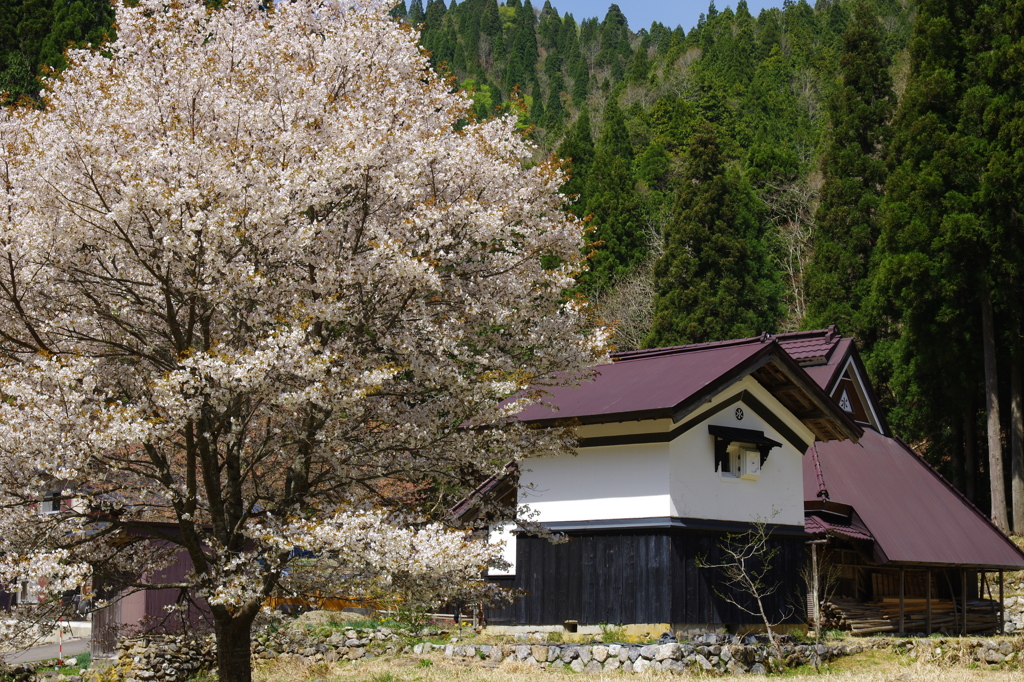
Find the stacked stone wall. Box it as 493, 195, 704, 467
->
413, 636, 856, 675
1003, 595, 1024, 633
116, 635, 215, 682
104, 629, 1024, 680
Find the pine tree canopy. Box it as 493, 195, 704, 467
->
646, 123, 781, 347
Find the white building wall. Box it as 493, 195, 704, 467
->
668, 377, 810, 527
519, 376, 815, 528
519, 440, 672, 522
488, 523, 518, 576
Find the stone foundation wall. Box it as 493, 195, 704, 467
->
117, 635, 215, 682
114, 630, 853, 678
251, 624, 403, 662
894, 637, 1022, 665
1003, 595, 1024, 633
413, 637, 858, 675
114, 625, 402, 682
108, 629, 1024, 681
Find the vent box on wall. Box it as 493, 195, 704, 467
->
740, 448, 761, 480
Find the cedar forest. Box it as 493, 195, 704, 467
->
3, 0, 1024, 534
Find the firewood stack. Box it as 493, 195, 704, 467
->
820, 597, 1001, 635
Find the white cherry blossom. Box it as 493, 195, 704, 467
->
0, 1, 604, 678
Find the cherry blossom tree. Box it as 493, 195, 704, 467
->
0, 1, 603, 679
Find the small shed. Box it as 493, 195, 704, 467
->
91, 522, 212, 658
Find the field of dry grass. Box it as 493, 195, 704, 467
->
248, 650, 1022, 682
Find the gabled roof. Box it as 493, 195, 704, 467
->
805, 429, 1024, 569
775, 327, 888, 435
790, 328, 1024, 569
774, 326, 845, 365
514, 335, 862, 444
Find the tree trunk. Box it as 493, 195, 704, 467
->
951, 416, 965, 493
965, 408, 977, 503
981, 290, 1009, 533
214, 609, 257, 682
1012, 353, 1024, 534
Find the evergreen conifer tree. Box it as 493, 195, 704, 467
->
581, 98, 646, 292
804, 1, 895, 340
538, 1, 561, 49
545, 79, 565, 131
408, 0, 426, 25
1, 0, 114, 103
646, 122, 781, 347
971, 0, 1024, 531
871, 0, 1009, 527
595, 4, 631, 82
555, 107, 595, 217
627, 43, 650, 84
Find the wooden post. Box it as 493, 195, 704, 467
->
999, 570, 1005, 634
812, 543, 820, 637
961, 569, 968, 635
899, 568, 905, 634
926, 569, 932, 635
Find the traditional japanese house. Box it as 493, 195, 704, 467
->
472, 334, 862, 631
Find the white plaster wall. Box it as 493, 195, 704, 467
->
519, 441, 672, 522
668, 378, 809, 526
488, 523, 517, 576
519, 376, 814, 527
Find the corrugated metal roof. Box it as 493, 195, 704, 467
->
774, 326, 843, 364
514, 337, 772, 424
804, 513, 875, 543
805, 428, 1024, 569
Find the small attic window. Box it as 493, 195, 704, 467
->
709, 425, 782, 480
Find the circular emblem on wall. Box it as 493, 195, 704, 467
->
735, 407, 744, 421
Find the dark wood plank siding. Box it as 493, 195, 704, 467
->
91, 594, 121, 658
672, 530, 805, 625
487, 527, 805, 626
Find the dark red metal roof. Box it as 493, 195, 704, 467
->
774, 326, 844, 364
514, 336, 773, 425
804, 429, 1024, 569
801, 338, 852, 391
776, 329, 889, 435
804, 513, 875, 543
775, 327, 850, 391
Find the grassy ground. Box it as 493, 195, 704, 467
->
33, 651, 91, 676
243, 650, 1022, 682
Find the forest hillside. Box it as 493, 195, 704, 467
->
4, 0, 1024, 534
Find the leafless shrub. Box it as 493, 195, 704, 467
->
762, 174, 821, 330
698, 512, 794, 648
590, 219, 664, 352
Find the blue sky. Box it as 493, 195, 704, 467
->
537, 1, 785, 32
